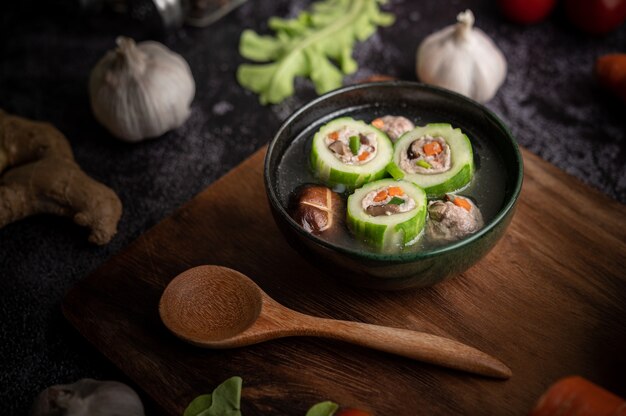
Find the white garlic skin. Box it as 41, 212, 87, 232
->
90, 37, 195, 142
416, 10, 507, 103
31, 378, 145, 416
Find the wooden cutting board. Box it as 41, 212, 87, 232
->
63, 146, 626, 416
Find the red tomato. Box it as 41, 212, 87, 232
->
498, 0, 557, 24
564, 0, 626, 34
335, 409, 373, 416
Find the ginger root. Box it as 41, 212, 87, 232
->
0, 109, 122, 245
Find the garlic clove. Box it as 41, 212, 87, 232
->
31, 378, 145, 416
416, 10, 507, 103
89, 37, 195, 142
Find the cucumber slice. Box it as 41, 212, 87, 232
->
347, 179, 427, 250
311, 117, 393, 189
386, 123, 474, 198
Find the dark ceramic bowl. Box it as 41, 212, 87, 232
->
264, 82, 523, 290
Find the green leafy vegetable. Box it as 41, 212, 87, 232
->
387, 196, 404, 205
185, 395, 213, 416
237, 0, 395, 104
306, 401, 339, 416
349, 135, 361, 154
416, 160, 432, 169
184, 376, 243, 416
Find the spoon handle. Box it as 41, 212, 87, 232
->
298, 316, 511, 379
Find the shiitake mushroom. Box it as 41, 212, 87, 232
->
290, 185, 344, 235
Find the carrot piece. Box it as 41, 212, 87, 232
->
328, 131, 339, 140
595, 54, 626, 103
423, 141, 443, 156
373, 191, 388, 202
388, 186, 404, 196
530, 376, 626, 416
453, 197, 471, 212
357, 151, 370, 161
371, 118, 385, 129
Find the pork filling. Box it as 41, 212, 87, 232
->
325, 126, 377, 165
400, 135, 451, 174
361, 185, 416, 217
371, 115, 415, 142
426, 194, 483, 242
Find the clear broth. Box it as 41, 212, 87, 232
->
276, 106, 508, 253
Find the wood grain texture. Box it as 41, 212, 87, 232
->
63, 146, 626, 416
159, 265, 511, 379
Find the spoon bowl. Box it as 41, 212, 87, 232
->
159, 265, 263, 345
159, 265, 512, 379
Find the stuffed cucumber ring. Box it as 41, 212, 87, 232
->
386, 123, 474, 198
347, 179, 427, 250
311, 117, 393, 189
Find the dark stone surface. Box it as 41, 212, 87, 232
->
0, 0, 624, 414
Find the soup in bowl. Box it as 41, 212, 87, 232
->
264, 82, 523, 290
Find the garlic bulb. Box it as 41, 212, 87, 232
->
31, 378, 145, 416
416, 10, 507, 103
89, 37, 195, 142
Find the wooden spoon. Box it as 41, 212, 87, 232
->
159, 265, 512, 379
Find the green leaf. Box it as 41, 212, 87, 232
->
387, 196, 404, 205
269, 12, 312, 36
184, 376, 243, 416
184, 395, 213, 416
237, 0, 395, 104
239, 30, 282, 62
307, 49, 344, 95
306, 401, 339, 416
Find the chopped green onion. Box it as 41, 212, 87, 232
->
387, 196, 405, 205
349, 135, 360, 155
416, 159, 431, 169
